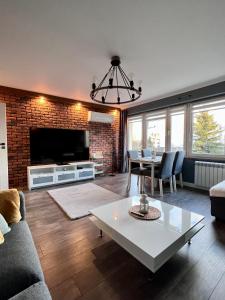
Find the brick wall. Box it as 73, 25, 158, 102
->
0, 86, 120, 190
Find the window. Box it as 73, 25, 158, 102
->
127, 97, 225, 159
191, 99, 225, 156
127, 116, 142, 150
146, 111, 166, 153
170, 107, 185, 152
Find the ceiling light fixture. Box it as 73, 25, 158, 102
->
90, 56, 142, 105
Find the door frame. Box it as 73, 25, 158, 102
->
0, 103, 9, 189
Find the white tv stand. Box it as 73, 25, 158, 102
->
27, 161, 95, 190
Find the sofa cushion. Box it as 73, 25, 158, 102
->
0, 189, 21, 224
9, 282, 51, 300
0, 230, 4, 244
0, 213, 11, 235
0, 221, 44, 300
19, 192, 26, 220
210, 180, 225, 198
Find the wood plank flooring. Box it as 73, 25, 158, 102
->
25, 174, 225, 300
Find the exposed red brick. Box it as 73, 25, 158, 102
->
0, 86, 120, 190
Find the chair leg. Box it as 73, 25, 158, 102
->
173, 175, 177, 192
169, 177, 173, 193
137, 176, 139, 186
180, 173, 183, 188
142, 176, 145, 193
139, 176, 144, 194
127, 175, 131, 191
127, 160, 131, 191
159, 179, 163, 196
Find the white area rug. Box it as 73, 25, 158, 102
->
48, 183, 122, 220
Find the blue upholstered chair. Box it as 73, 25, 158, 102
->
172, 151, 185, 191
141, 148, 160, 170
141, 148, 152, 157
156, 152, 176, 196
142, 152, 175, 196
127, 150, 139, 160
127, 150, 140, 169
127, 150, 147, 190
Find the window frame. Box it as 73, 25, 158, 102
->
127, 96, 225, 160
188, 97, 225, 159
169, 106, 186, 153
127, 115, 143, 151
145, 109, 167, 154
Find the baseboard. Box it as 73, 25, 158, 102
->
183, 181, 209, 192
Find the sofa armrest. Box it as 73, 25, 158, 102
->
8, 282, 52, 300
19, 191, 26, 220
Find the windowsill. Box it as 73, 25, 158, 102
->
187, 154, 225, 161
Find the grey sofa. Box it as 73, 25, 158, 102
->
210, 180, 225, 221
0, 192, 51, 300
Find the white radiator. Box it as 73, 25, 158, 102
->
194, 161, 225, 189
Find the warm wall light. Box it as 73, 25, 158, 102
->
112, 109, 118, 116
75, 102, 82, 110
38, 96, 46, 104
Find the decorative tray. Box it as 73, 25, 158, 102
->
129, 205, 161, 220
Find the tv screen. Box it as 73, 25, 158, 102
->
30, 128, 89, 165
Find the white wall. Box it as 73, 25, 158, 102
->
0, 103, 9, 189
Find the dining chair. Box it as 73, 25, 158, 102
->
141, 148, 160, 170
127, 150, 147, 190
127, 150, 140, 168
172, 151, 185, 191
156, 152, 176, 196
142, 148, 152, 157
142, 152, 175, 196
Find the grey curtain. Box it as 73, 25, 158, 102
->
119, 110, 128, 173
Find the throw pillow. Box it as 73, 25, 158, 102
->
0, 213, 11, 235
0, 230, 4, 245
0, 189, 21, 224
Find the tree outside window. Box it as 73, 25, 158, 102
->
192, 111, 225, 155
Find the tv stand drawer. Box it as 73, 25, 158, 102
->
56, 173, 76, 182
77, 169, 94, 180
32, 175, 54, 186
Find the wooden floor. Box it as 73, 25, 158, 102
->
25, 174, 225, 300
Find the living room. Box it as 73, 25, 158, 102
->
0, 1, 225, 300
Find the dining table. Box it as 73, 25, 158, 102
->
127, 156, 162, 195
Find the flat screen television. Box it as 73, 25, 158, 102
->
30, 128, 89, 165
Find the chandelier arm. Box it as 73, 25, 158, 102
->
93, 66, 113, 98
111, 66, 116, 81
119, 66, 133, 99
119, 66, 132, 100
119, 66, 136, 100
104, 66, 115, 101
111, 66, 114, 80
118, 66, 129, 88
119, 66, 131, 87
116, 66, 120, 99
121, 66, 131, 83
104, 71, 112, 100
99, 66, 113, 88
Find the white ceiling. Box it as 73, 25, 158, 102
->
0, 0, 225, 109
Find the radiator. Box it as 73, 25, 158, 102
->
194, 161, 225, 189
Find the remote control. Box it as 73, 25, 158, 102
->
131, 211, 145, 217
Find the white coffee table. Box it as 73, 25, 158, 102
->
90, 196, 204, 273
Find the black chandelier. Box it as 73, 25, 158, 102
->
90, 56, 142, 105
